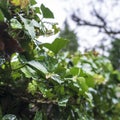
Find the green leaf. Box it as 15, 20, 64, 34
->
44, 89, 54, 99
113, 70, 120, 81
93, 74, 105, 84
58, 96, 69, 107
21, 66, 37, 79
106, 62, 113, 72
10, 18, 22, 29
28, 80, 37, 95
28, 60, 48, 75
85, 92, 94, 107
35, 7, 41, 14
34, 111, 42, 120
31, 19, 40, 28
86, 74, 95, 88
0, 9, 4, 22
19, 15, 35, 39
42, 38, 68, 54
0, 58, 5, 66
30, 0, 37, 5
11, 71, 21, 80
51, 74, 64, 84
38, 84, 54, 98
25, 23, 35, 39
52, 23, 60, 34
0, 0, 10, 20
69, 67, 80, 76
77, 77, 88, 94
41, 4, 54, 18
2, 114, 18, 120
55, 85, 65, 95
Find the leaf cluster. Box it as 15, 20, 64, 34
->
0, 0, 120, 120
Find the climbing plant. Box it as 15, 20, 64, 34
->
0, 0, 120, 120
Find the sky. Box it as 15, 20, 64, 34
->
37, 0, 67, 44
37, 0, 120, 53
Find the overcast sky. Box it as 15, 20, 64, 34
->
37, 0, 120, 53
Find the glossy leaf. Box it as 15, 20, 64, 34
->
28, 60, 48, 75
21, 66, 37, 79
2, 114, 17, 120
0, 1, 119, 119
51, 74, 64, 84
10, 18, 22, 29
58, 97, 69, 107
20, 15, 36, 39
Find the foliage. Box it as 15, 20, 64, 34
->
109, 39, 120, 70
59, 20, 79, 53
0, 0, 120, 120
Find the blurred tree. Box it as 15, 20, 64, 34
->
109, 39, 120, 70
71, 0, 120, 67
71, 0, 120, 53
59, 20, 79, 53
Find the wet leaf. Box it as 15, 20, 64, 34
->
28, 60, 48, 75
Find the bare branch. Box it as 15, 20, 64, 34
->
71, 11, 120, 37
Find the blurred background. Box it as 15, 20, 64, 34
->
38, 0, 120, 70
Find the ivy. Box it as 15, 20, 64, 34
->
40, 4, 54, 18
0, 0, 120, 120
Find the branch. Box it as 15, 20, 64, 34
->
71, 10, 120, 38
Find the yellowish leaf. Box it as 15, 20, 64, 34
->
20, 0, 29, 9
10, 0, 29, 8
93, 74, 105, 84
10, 0, 20, 6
